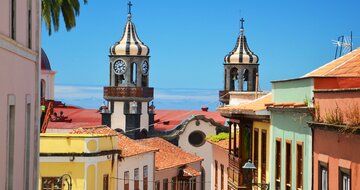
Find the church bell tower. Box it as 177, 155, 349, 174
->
219, 18, 260, 105
102, 1, 153, 139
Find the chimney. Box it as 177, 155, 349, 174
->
201, 107, 208, 112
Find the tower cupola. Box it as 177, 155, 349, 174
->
224, 18, 258, 64
109, 1, 150, 56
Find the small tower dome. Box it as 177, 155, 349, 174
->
109, 7, 150, 56
224, 18, 258, 64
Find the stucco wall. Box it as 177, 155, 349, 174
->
270, 111, 312, 190
313, 129, 360, 190
252, 121, 271, 185
272, 78, 314, 105
178, 119, 217, 190
155, 161, 202, 190
41, 71, 55, 100
118, 152, 155, 190
212, 144, 228, 190
314, 90, 360, 124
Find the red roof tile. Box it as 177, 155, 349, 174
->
48, 107, 101, 129
139, 137, 203, 171
118, 134, 158, 157
217, 93, 272, 112
304, 48, 360, 77
154, 110, 226, 131
183, 166, 201, 177
69, 126, 117, 135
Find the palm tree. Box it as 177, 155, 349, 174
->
42, 0, 88, 35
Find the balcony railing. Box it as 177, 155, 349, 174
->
104, 87, 154, 99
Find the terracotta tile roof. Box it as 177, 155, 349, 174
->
207, 138, 229, 150
304, 48, 360, 77
267, 102, 307, 108
139, 137, 203, 171
69, 126, 117, 135
217, 93, 272, 112
154, 110, 226, 131
183, 166, 201, 177
48, 107, 101, 129
118, 134, 158, 157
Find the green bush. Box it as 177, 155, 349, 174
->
207, 132, 229, 142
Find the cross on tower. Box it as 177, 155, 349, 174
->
128, 1, 133, 15
240, 18, 245, 29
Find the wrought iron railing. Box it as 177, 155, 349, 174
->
104, 87, 154, 98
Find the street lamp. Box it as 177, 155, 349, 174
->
58, 174, 72, 190
242, 159, 269, 190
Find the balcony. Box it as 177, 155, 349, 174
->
104, 87, 154, 100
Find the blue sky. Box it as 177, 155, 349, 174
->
42, 0, 360, 110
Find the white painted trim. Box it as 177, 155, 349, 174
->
0, 33, 37, 61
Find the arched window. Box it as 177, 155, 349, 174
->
131, 62, 137, 85
41, 79, 46, 99
230, 68, 238, 91
243, 69, 249, 91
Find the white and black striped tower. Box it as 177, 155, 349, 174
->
102, 1, 153, 139
219, 18, 259, 104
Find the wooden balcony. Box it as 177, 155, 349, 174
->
104, 86, 154, 101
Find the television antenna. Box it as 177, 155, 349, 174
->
332, 31, 353, 59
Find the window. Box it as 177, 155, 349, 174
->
215, 160, 218, 189
188, 130, 206, 147
103, 174, 109, 190
261, 130, 267, 184
124, 171, 129, 190
319, 162, 328, 190
339, 168, 351, 190
220, 164, 224, 190
41, 177, 62, 190
11, 0, 16, 39
134, 168, 139, 190
285, 141, 292, 190
275, 139, 281, 190
23, 97, 31, 190
163, 178, 168, 190
6, 95, 15, 190
131, 62, 137, 84
253, 128, 259, 183
143, 166, 148, 190
27, 0, 32, 48
155, 181, 160, 190
296, 143, 303, 190
171, 177, 176, 190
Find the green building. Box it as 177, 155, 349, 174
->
269, 77, 314, 190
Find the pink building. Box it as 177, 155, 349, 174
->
0, 0, 41, 189
311, 84, 360, 190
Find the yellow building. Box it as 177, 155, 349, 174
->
39, 127, 120, 190
218, 93, 272, 189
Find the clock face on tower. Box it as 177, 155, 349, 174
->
113, 59, 126, 75
142, 61, 149, 75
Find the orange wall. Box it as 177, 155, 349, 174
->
313, 129, 360, 190
314, 77, 360, 90
314, 90, 360, 125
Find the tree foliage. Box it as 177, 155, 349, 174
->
42, 0, 88, 35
